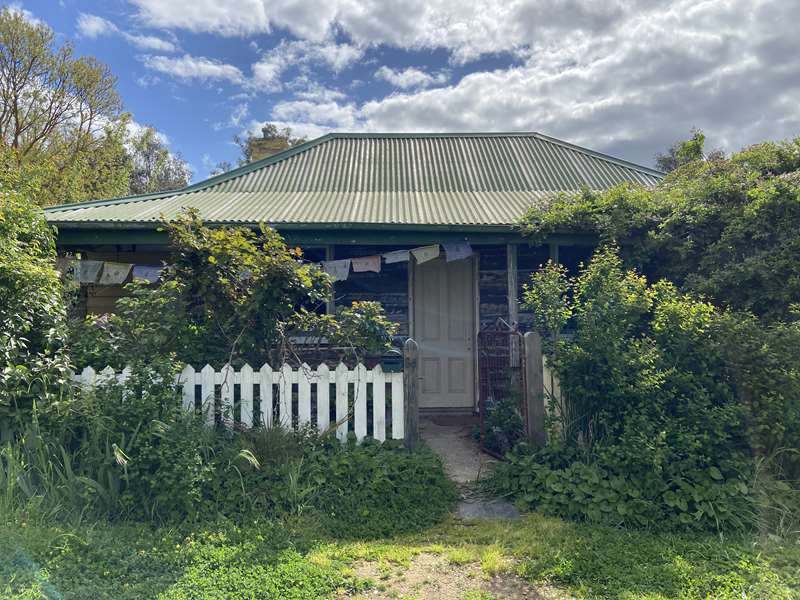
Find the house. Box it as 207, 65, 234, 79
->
45, 132, 663, 414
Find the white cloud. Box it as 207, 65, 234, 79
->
249, 39, 363, 91
132, 0, 269, 37
253, 0, 800, 165
127, 0, 627, 64
374, 66, 448, 89
77, 13, 176, 52
142, 54, 245, 84
8, 3, 42, 25
213, 102, 249, 130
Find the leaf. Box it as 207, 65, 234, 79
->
708, 466, 723, 481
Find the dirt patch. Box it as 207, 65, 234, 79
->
341, 552, 570, 600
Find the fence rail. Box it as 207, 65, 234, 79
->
73, 363, 405, 442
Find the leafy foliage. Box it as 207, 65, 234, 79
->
490, 246, 800, 531
2, 513, 798, 599
0, 162, 70, 441
3, 360, 455, 529
519, 136, 800, 321
126, 126, 191, 195
68, 211, 396, 368
0, 7, 131, 205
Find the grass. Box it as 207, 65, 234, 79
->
2, 512, 799, 599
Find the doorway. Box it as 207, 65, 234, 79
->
412, 257, 476, 411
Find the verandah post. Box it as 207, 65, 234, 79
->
524, 331, 546, 447
403, 338, 419, 449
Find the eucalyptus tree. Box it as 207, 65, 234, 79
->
0, 7, 129, 204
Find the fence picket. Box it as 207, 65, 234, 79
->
181, 365, 195, 412
335, 362, 349, 441
100, 366, 115, 383
201, 364, 215, 426
391, 373, 404, 440
298, 363, 311, 427
72, 361, 405, 443
373, 365, 386, 442
220, 364, 234, 427
277, 364, 292, 428
80, 366, 96, 386
240, 363, 254, 427
316, 363, 330, 433
354, 363, 368, 441
259, 363, 273, 428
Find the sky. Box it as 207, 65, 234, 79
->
16, 0, 800, 181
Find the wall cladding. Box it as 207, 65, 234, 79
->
517, 244, 551, 331
478, 245, 509, 329
333, 245, 410, 336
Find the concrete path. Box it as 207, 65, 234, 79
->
419, 417, 495, 484
420, 416, 520, 520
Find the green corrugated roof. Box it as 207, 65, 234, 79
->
45, 132, 663, 229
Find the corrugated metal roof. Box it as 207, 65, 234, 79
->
45, 132, 663, 229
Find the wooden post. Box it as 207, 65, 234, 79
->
524, 332, 546, 447
325, 245, 335, 315
506, 243, 518, 326
403, 338, 420, 449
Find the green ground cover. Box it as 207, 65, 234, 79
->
2, 512, 798, 599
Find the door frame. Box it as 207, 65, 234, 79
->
408, 253, 480, 413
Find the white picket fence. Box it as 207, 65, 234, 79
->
73, 363, 405, 442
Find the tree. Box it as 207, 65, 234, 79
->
0, 7, 129, 205
126, 126, 191, 195
655, 129, 720, 172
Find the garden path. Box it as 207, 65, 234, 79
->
419, 416, 520, 520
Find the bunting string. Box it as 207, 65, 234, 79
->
58, 242, 473, 285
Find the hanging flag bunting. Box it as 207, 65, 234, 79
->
322, 259, 351, 282
443, 241, 473, 262
411, 244, 440, 264
382, 249, 410, 264
132, 265, 163, 283
351, 255, 381, 273
55, 257, 74, 278
98, 261, 133, 285
75, 260, 103, 284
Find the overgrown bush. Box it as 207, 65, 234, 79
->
68, 211, 396, 369
519, 136, 800, 322
0, 161, 71, 442
489, 246, 800, 532
4, 360, 455, 530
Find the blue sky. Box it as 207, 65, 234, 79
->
17, 0, 800, 181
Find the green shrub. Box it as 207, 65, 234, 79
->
0, 165, 71, 442
204, 429, 457, 538
489, 246, 800, 532
519, 136, 800, 322
4, 359, 456, 532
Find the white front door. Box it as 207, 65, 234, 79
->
412, 257, 476, 410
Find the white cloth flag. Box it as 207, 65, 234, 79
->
322, 259, 351, 282
132, 265, 162, 283
75, 260, 103, 284
98, 262, 133, 285
382, 249, 410, 264
352, 255, 381, 273
443, 241, 473, 262
411, 244, 440, 264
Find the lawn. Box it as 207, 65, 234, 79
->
2, 512, 798, 600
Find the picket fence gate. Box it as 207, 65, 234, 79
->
73, 363, 405, 443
